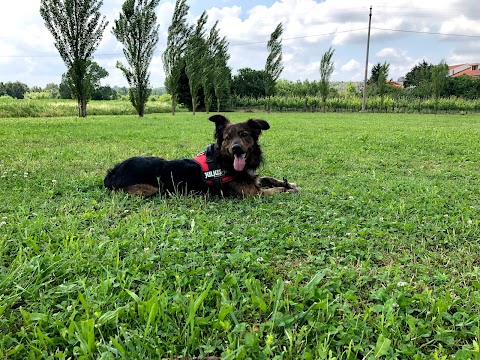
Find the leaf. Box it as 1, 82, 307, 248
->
97, 307, 124, 326
302, 270, 326, 295
374, 334, 391, 358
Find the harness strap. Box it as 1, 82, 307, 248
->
193, 144, 235, 185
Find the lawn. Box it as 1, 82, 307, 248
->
0, 112, 479, 359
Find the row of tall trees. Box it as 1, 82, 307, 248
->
40, 0, 160, 117
40, 0, 108, 117
39, 0, 285, 117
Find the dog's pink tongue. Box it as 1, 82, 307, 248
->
234, 154, 246, 171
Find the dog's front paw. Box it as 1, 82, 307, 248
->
282, 177, 299, 192
285, 186, 300, 193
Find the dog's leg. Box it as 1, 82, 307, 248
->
124, 184, 159, 197
260, 186, 298, 196
258, 176, 298, 192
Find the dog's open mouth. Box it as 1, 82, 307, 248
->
233, 153, 247, 171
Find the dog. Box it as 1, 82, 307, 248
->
104, 114, 298, 197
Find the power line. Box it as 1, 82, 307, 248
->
230, 28, 368, 47
0, 26, 479, 59
371, 27, 480, 39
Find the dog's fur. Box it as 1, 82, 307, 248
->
104, 114, 298, 197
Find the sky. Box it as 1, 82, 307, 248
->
0, 0, 479, 88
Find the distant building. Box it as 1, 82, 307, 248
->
387, 79, 403, 88
448, 63, 480, 78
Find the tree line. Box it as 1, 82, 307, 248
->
36, 0, 285, 118
5, 0, 480, 116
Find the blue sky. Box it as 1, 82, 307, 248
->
0, 0, 479, 88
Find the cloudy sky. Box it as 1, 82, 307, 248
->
1, 0, 479, 88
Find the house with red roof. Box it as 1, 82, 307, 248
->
448, 63, 480, 78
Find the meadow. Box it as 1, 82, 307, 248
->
0, 98, 176, 118
0, 112, 479, 359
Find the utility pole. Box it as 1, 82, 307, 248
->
361, 6, 372, 112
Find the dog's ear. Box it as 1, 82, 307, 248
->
247, 119, 270, 137
209, 115, 231, 139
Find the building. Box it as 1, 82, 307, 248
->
448, 63, 480, 78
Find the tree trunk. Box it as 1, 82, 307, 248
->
170, 97, 176, 115
77, 98, 87, 117
81, 100, 87, 117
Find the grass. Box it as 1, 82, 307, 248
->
0, 98, 179, 118
1, 112, 479, 359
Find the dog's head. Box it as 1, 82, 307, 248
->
209, 114, 270, 172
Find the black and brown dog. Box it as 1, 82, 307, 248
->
104, 114, 298, 197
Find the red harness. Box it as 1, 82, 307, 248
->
193, 145, 235, 186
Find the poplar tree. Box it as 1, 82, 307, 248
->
264, 22, 283, 111
185, 11, 208, 115
209, 22, 231, 113
40, 0, 108, 117
163, 0, 192, 115
112, 0, 160, 117
319, 47, 335, 112
431, 60, 448, 114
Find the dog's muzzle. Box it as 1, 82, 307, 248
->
231, 144, 247, 171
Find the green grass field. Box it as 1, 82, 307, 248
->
1, 112, 479, 359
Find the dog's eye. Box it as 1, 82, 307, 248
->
225, 134, 232, 140
240, 131, 249, 137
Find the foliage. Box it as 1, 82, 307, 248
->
232, 68, 266, 99
24, 92, 52, 100
369, 62, 390, 85
445, 75, 480, 99
1, 113, 480, 359
163, 0, 192, 115
0, 98, 181, 117
207, 21, 231, 113
276, 79, 320, 97
112, 0, 160, 117
319, 47, 335, 111
431, 60, 449, 113
403, 60, 433, 91
232, 94, 480, 113
264, 22, 284, 110
0, 81, 29, 99
40, 0, 108, 117
91, 86, 118, 101
59, 62, 109, 100
185, 11, 208, 115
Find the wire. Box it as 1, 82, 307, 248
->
230, 28, 368, 47
371, 27, 480, 39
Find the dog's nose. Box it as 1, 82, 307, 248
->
232, 143, 242, 154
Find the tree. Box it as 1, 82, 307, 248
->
403, 60, 433, 89
445, 75, 480, 99
40, 0, 108, 117
163, 0, 192, 115
232, 68, 266, 98
264, 22, 283, 111
59, 61, 108, 100
45, 83, 60, 98
185, 11, 208, 115
369, 62, 389, 85
91, 86, 118, 100
4, 81, 29, 99
319, 47, 335, 112
373, 62, 390, 111
201, 22, 217, 113
112, 0, 160, 117
59, 74, 73, 99
431, 60, 448, 113
204, 21, 231, 113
